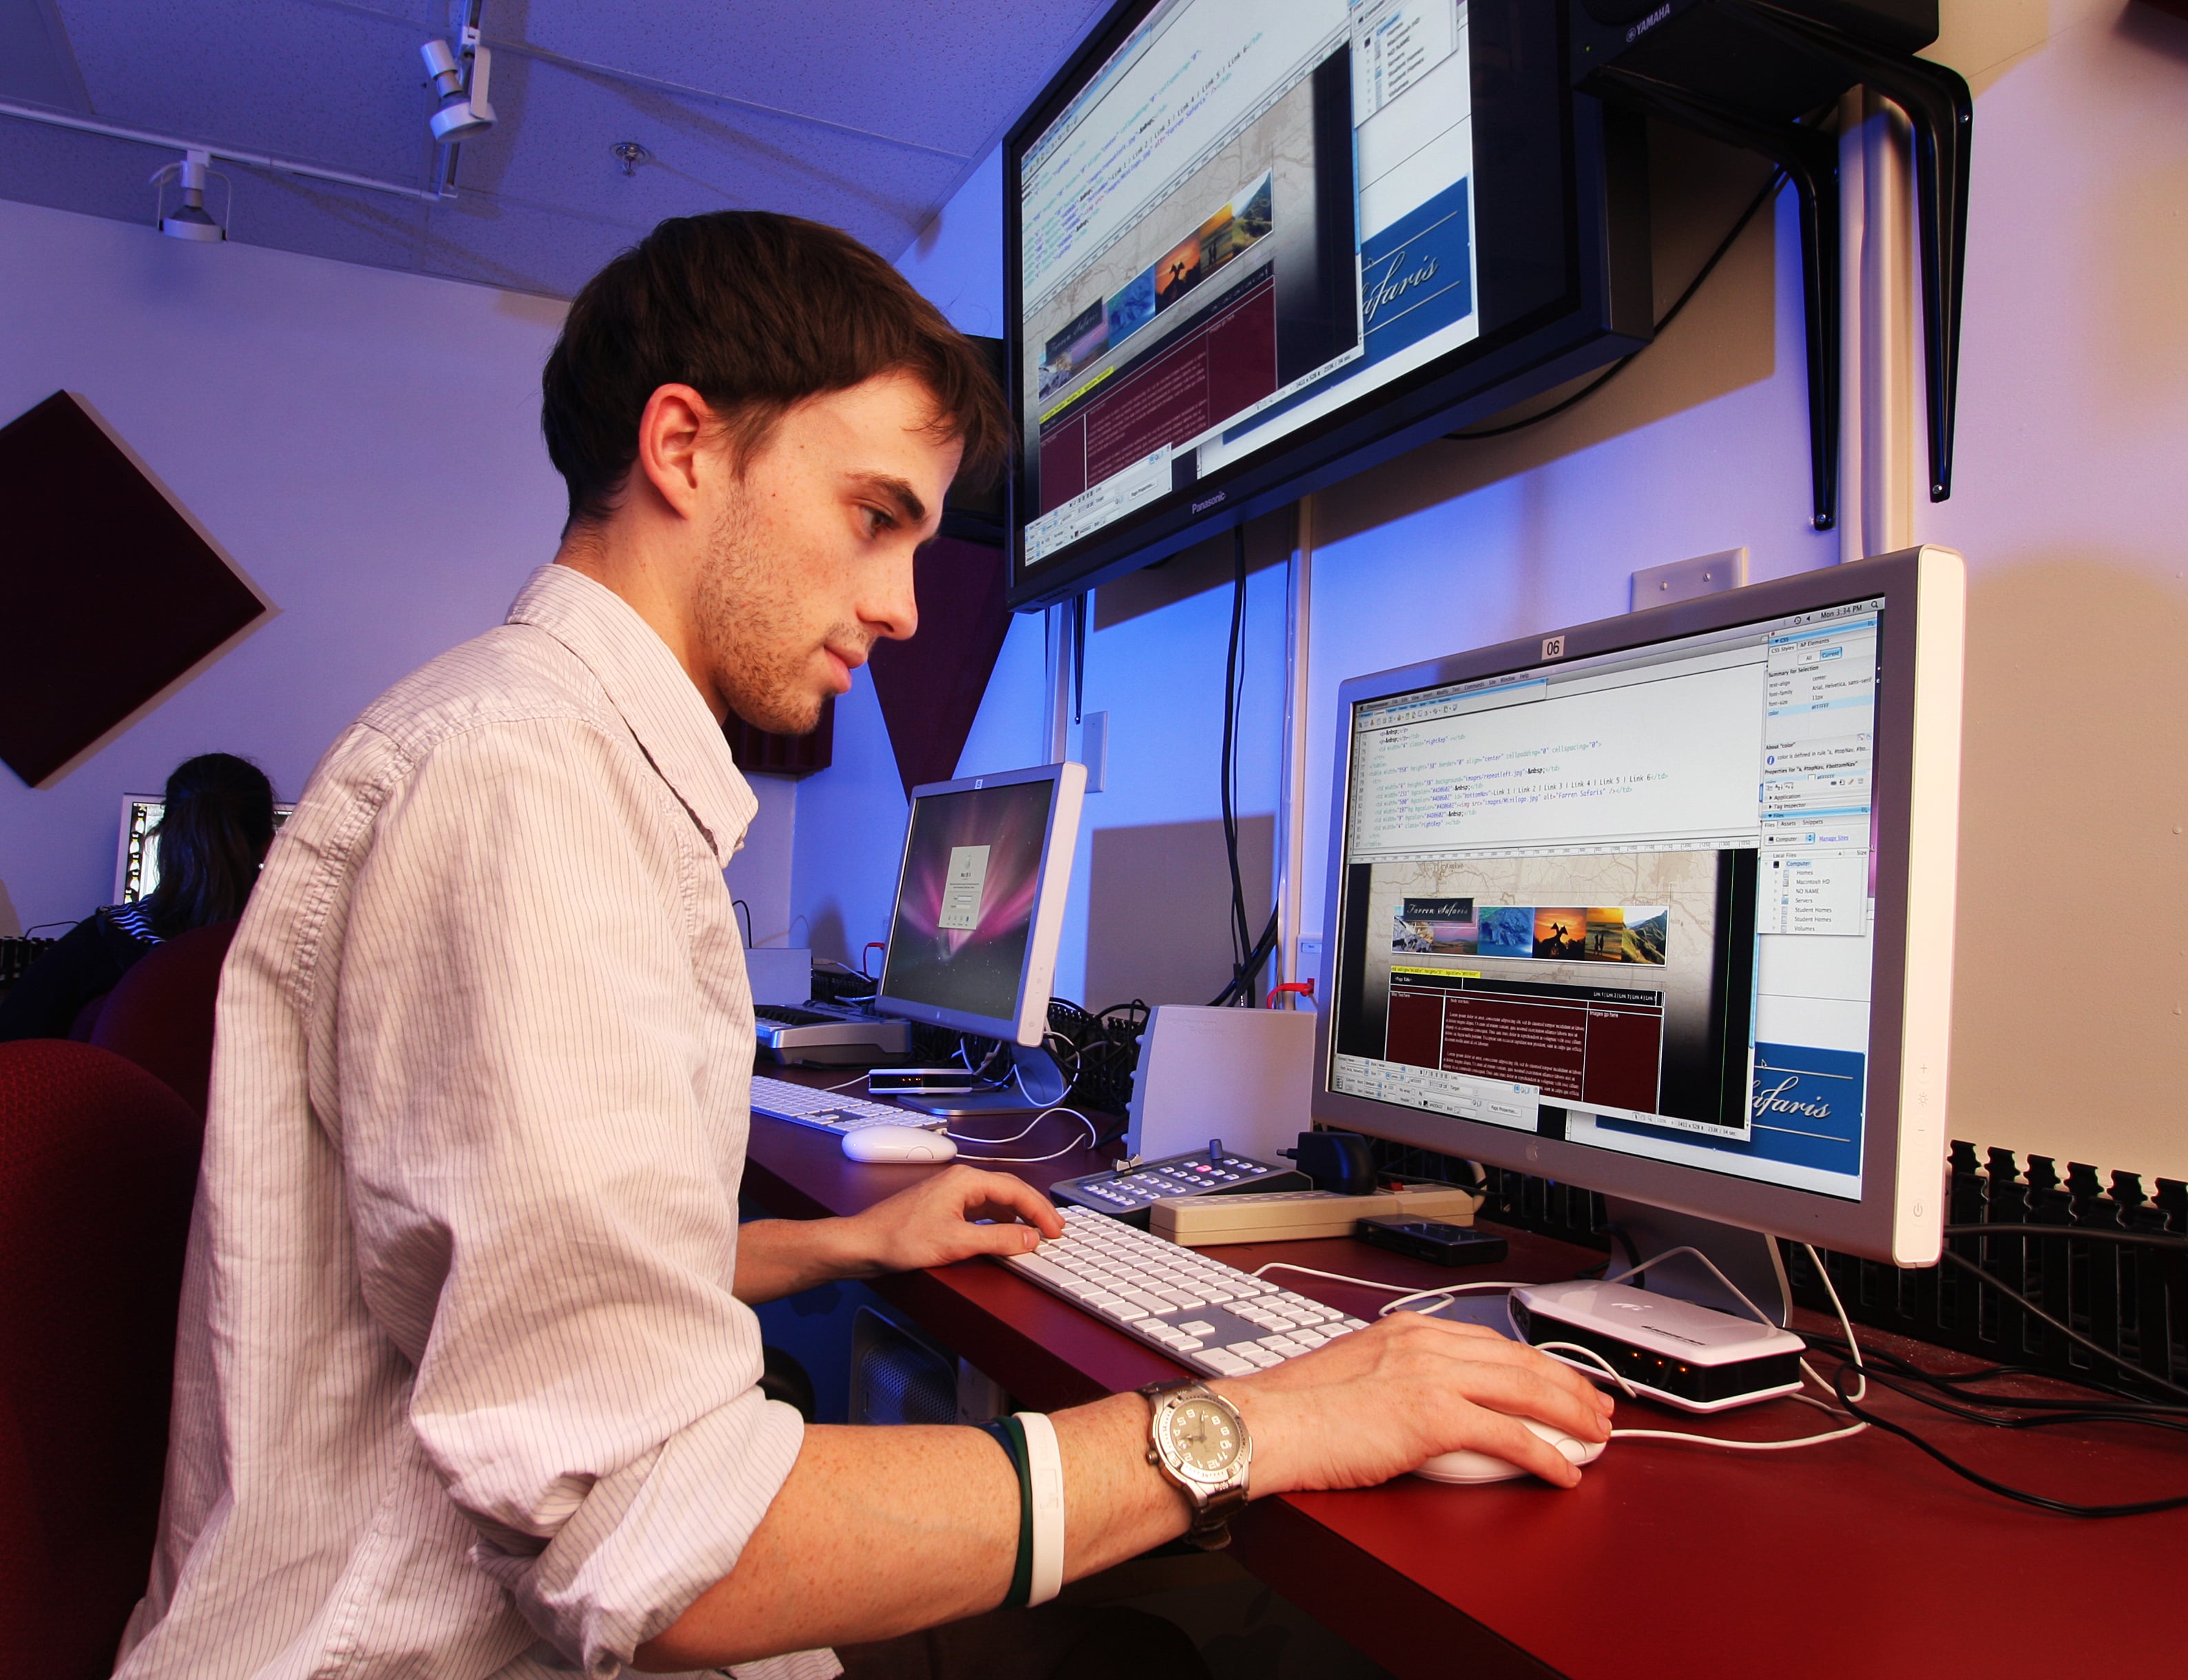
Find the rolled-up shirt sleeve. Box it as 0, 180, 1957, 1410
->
335, 713, 802, 1674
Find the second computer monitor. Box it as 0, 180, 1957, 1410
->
875, 762, 1087, 1048
1314, 546, 1966, 1269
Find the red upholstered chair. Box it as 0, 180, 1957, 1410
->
0, 1041, 202, 1679
90, 919, 240, 1117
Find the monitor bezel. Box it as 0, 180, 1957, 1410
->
874, 760, 1088, 1047
1311, 546, 1965, 1266
1002, 0, 1652, 612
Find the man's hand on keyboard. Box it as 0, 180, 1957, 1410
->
842, 1165, 1069, 1277
1217, 1313, 1615, 1492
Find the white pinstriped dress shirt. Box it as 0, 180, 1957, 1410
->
115, 566, 838, 1680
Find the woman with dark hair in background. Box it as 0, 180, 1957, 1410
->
0, 752, 276, 1041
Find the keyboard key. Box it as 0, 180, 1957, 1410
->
1178, 1320, 1216, 1337
1201, 1349, 1255, 1376
1228, 1342, 1281, 1369
1258, 1335, 1304, 1356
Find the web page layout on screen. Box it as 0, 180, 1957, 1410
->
1329, 600, 1884, 1201
1021, 0, 1483, 566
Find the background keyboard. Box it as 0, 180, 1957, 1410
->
750, 1074, 939, 1133
1002, 1204, 1370, 1378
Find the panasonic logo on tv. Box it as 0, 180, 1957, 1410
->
1627, 3, 1671, 43
1191, 492, 1227, 513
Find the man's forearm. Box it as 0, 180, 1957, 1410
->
633, 1392, 1185, 1669
733, 1218, 878, 1304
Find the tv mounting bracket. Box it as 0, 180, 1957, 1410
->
1574, 1, 1972, 531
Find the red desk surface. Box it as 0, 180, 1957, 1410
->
743, 1097, 2187, 1680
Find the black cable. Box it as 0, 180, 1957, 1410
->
1942, 1223, 2188, 1251
1216, 525, 1253, 992
731, 898, 753, 950
1851, 1364, 2188, 1437
1826, 1363, 2188, 1519
1445, 165, 1787, 442
1938, 1249, 2188, 1401
1801, 1331, 2188, 1418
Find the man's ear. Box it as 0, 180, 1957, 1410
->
634, 384, 716, 521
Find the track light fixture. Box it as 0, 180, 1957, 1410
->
421, 2, 494, 146
152, 149, 227, 242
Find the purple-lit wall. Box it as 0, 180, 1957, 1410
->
0, 196, 798, 943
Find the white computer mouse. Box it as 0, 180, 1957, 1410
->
1413, 1418, 1607, 1486
840, 1125, 959, 1164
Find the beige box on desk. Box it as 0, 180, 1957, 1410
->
1151, 1183, 1485, 1247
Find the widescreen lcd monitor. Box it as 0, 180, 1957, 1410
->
1006, 0, 1651, 609
875, 763, 1087, 1047
1313, 547, 1966, 1266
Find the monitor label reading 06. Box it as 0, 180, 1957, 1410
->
1019, 0, 1483, 569
1329, 599, 1885, 1203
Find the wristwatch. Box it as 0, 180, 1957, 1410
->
1140, 1378, 1252, 1549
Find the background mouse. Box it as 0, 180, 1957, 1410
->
1413, 1418, 1607, 1486
840, 1125, 958, 1164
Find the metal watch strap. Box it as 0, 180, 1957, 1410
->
1140, 1379, 1250, 1550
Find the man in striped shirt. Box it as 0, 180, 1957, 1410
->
115, 213, 1609, 1680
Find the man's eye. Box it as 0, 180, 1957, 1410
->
863, 506, 896, 535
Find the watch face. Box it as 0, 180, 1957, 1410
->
1165, 1398, 1242, 1477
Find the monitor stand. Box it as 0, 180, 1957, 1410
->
1601, 1197, 1791, 1328
892, 1044, 1070, 1120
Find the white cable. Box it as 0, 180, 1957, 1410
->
1532, 1338, 1868, 1452
1248, 1261, 1530, 1320
952, 1108, 1098, 1163
1013, 1411, 1066, 1606
1603, 1244, 1775, 1323
1803, 1241, 1868, 1403
948, 1111, 1062, 1146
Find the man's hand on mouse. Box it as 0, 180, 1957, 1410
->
838, 1165, 1067, 1277
1210, 1312, 1615, 1491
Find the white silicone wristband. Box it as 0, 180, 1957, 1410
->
1014, 1410, 1065, 1607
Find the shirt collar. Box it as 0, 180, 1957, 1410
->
506, 564, 758, 868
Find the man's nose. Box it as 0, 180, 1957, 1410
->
864, 541, 919, 642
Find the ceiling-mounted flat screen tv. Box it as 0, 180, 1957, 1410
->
1006, 0, 1653, 610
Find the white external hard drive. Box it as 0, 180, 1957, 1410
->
1508, 1280, 1806, 1413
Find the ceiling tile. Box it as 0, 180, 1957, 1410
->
9, 0, 1112, 293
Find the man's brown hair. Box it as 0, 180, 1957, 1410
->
542, 211, 1010, 528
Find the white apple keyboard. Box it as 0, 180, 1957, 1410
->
750, 1074, 941, 1134
1000, 1203, 1371, 1379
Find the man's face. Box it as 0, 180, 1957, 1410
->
694, 370, 960, 734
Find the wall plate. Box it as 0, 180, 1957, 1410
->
1630, 546, 1749, 612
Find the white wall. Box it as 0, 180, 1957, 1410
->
795, 0, 2188, 1180
0, 196, 798, 944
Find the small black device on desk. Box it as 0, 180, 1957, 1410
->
1050, 1139, 1310, 1227
1356, 1216, 1508, 1268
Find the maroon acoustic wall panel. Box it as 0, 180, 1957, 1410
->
867, 535, 1012, 798
724, 695, 834, 779
0, 393, 269, 786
